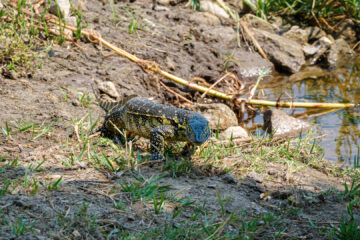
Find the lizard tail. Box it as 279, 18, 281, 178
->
91, 82, 138, 112
91, 82, 117, 112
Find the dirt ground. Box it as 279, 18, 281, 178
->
0, 0, 359, 239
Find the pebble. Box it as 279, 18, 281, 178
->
247, 172, 263, 183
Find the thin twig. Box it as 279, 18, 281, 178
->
200, 72, 234, 99
159, 81, 193, 104
239, 18, 269, 61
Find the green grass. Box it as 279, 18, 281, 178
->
252, 0, 360, 21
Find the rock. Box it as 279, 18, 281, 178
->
227, 50, 274, 81
289, 66, 327, 82
189, 12, 220, 26
267, 169, 277, 176
98, 81, 119, 99
219, 126, 248, 140
303, 45, 320, 57
263, 108, 312, 137
327, 38, 355, 69
185, 103, 238, 130
306, 26, 327, 42
308, 36, 333, 65
203, 26, 237, 45
65, 16, 77, 27
241, 14, 275, 34
157, 0, 176, 5
282, 26, 309, 45
335, 19, 359, 44
221, 174, 237, 184
49, 0, 71, 18
72, 230, 81, 239
200, 1, 230, 19
247, 172, 263, 183
251, 28, 305, 73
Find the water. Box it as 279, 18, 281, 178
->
259, 56, 360, 165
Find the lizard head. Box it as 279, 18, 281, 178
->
186, 115, 210, 144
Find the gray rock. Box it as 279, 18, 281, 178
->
309, 36, 333, 65
251, 28, 305, 73
204, 26, 237, 45
201, 1, 230, 19
189, 11, 221, 26
303, 44, 320, 56
227, 50, 274, 81
327, 38, 355, 69
335, 19, 359, 44
221, 174, 237, 184
247, 172, 263, 183
65, 16, 77, 27
185, 103, 238, 130
263, 108, 312, 137
49, 0, 71, 18
98, 81, 119, 99
157, 0, 175, 5
282, 26, 309, 45
241, 14, 275, 34
306, 26, 327, 42
289, 66, 327, 82
219, 126, 248, 140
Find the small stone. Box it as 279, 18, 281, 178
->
189, 11, 220, 26
219, 126, 248, 140
76, 161, 87, 168
327, 38, 355, 69
267, 169, 277, 175
289, 66, 327, 82
263, 109, 312, 137
185, 103, 238, 130
207, 184, 216, 189
241, 14, 275, 34
303, 45, 320, 56
335, 19, 358, 44
308, 36, 333, 65
72, 229, 81, 239
264, 183, 273, 189
247, 172, 263, 183
227, 50, 274, 81
49, 0, 71, 18
98, 81, 119, 99
200, 1, 229, 19
306, 26, 327, 42
65, 16, 77, 27
282, 26, 309, 45
221, 174, 237, 184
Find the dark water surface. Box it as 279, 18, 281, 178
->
260, 56, 360, 165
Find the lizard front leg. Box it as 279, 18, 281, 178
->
150, 125, 175, 161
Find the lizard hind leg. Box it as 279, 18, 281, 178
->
149, 125, 175, 161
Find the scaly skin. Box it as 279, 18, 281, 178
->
97, 96, 210, 160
